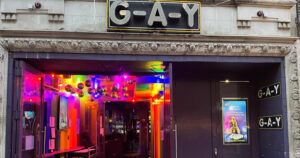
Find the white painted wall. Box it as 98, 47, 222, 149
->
0, 0, 297, 158
0, 47, 8, 158
0, 1, 296, 37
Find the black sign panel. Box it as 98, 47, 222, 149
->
258, 115, 283, 129
257, 82, 280, 99
107, 0, 201, 33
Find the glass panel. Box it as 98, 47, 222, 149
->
21, 71, 42, 158
42, 88, 59, 154
222, 98, 249, 145
148, 74, 170, 158
162, 74, 171, 158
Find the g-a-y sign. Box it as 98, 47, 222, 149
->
258, 115, 283, 129
257, 82, 280, 99
107, 0, 201, 33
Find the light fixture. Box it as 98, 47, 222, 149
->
225, 79, 230, 83
220, 80, 250, 83
34, 2, 42, 9
257, 10, 264, 17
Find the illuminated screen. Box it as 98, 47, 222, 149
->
223, 99, 248, 144
23, 111, 35, 129
59, 95, 68, 130
24, 111, 35, 119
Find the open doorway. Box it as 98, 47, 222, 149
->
104, 101, 150, 158
14, 60, 171, 158
10, 54, 289, 158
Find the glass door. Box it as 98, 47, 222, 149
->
14, 61, 44, 158
161, 63, 172, 158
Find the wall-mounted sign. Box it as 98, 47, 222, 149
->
107, 0, 201, 33
258, 115, 283, 129
257, 82, 280, 99
222, 98, 249, 145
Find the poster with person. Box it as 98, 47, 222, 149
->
223, 99, 248, 144
59, 95, 68, 130
23, 111, 35, 130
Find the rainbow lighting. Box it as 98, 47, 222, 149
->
34, 72, 169, 158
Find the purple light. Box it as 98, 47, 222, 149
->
66, 92, 71, 97
94, 92, 100, 99
123, 74, 128, 79
94, 81, 98, 89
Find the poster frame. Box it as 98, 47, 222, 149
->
59, 95, 68, 130
222, 98, 250, 145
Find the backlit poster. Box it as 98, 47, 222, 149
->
59, 95, 68, 130
223, 99, 248, 144
23, 111, 35, 130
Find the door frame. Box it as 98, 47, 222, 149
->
10, 60, 44, 158
6, 53, 286, 158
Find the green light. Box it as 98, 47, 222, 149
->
136, 84, 151, 91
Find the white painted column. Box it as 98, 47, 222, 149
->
287, 41, 300, 158
0, 45, 8, 158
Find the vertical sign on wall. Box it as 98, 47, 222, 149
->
222, 98, 249, 145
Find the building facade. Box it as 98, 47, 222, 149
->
0, 0, 299, 158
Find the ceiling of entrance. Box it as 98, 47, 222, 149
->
25, 59, 166, 75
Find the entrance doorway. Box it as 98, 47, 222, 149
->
172, 62, 288, 158
8, 56, 289, 158
12, 60, 171, 158
104, 101, 150, 158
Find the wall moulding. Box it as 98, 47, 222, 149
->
0, 45, 8, 158
238, 0, 296, 9
0, 30, 297, 44
0, 0, 64, 23
1, 12, 17, 22
236, 4, 293, 30
286, 48, 300, 158
0, 38, 294, 57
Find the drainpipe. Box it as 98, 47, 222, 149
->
296, 0, 300, 36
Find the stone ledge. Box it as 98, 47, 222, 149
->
0, 30, 297, 44
239, 0, 296, 8
0, 38, 294, 57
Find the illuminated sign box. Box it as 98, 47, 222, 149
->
106, 0, 201, 33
